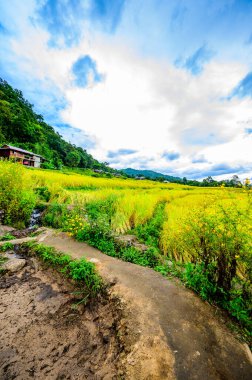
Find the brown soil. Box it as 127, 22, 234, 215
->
0, 256, 125, 379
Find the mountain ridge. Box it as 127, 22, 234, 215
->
121, 168, 182, 183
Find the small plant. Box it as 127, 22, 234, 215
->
0, 233, 15, 241
35, 186, 51, 202
0, 242, 14, 252
133, 201, 166, 248
70, 290, 90, 309
42, 203, 68, 229
182, 262, 217, 300
25, 242, 102, 297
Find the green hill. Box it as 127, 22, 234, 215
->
0, 78, 112, 171
122, 168, 182, 183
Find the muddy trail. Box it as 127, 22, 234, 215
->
0, 254, 125, 379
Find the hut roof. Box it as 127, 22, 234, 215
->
0, 145, 44, 159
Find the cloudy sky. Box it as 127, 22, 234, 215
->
1, 0, 252, 179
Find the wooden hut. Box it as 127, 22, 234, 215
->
0, 145, 46, 168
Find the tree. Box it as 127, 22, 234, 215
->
230, 175, 242, 188
66, 151, 81, 167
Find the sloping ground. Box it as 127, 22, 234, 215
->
39, 229, 252, 380
0, 255, 124, 379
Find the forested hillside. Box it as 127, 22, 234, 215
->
122, 168, 182, 183
0, 78, 111, 171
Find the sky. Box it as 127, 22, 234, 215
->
0, 0, 252, 180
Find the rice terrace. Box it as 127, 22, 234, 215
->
1, 0, 252, 379
0, 161, 251, 379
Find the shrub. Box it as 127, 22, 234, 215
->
133, 201, 166, 248
42, 203, 68, 229
184, 202, 252, 294
182, 263, 217, 300
0, 161, 36, 227
35, 186, 51, 202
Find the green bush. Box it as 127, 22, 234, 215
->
182, 202, 252, 293
182, 262, 217, 300
74, 221, 160, 268
42, 203, 68, 228
35, 186, 51, 202
85, 197, 116, 223
133, 201, 166, 248
0, 161, 36, 227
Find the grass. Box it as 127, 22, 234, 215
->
24, 242, 102, 298
0, 233, 15, 241
0, 242, 14, 251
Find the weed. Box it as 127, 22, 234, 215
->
35, 186, 51, 202
133, 201, 166, 248
0, 233, 15, 241
24, 242, 102, 297
0, 242, 14, 252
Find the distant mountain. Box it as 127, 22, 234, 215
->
122, 168, 182, 183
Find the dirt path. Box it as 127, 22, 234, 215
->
39, 229, 252, 380
0, 255, 124, 379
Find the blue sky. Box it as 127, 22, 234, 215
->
0, 0, 252, 179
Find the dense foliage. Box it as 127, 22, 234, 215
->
0, 161, 36, 228
0, 78, 111, 171
122, 168, 182, 183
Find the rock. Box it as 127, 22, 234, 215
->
30, 258, 40, 272
114, 235, 137, 247
115, 235, 148, 251
11, 227, 37, 239
134, 242, 149, 252
89, 258, 100, 263
4, 250, 15, 256
0, 225, 15, 238
2, 258, 26, 273
166, 260, 173, 267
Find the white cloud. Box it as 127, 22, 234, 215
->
59, 39, 252, 179
1, 1, 252, 179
